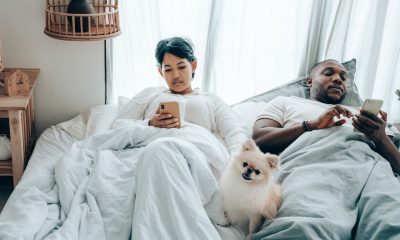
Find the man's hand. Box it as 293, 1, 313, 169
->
352, 110, 387, 143
353, 110, 400, 173
148, 113, 179, 128
308, 105, 354, 130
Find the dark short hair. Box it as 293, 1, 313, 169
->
155, 37, 197, 67
308, 59, 344, 78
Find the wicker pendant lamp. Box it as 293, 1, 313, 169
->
44, 0, 121, 41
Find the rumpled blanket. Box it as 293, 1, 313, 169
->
0, 122, 237, 240
254, 126, 400, 240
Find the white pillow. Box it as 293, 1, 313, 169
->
58, 104, 119, 140
118, 96, 130, 109
231, 102, 267, 137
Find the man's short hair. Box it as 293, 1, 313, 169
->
309, 59, 344, 78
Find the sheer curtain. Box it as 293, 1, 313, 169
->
109, 0, 214, 103
325, 0, 400, 121
110, 0, 400, 121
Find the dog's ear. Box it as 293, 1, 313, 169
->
266, 153, 280, 170
242, 138, 256, 152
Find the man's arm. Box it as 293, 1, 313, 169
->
252, 119, 306, 154
253, 105, 354, 154
353, 110, 400, 173
374, 137, 400, 174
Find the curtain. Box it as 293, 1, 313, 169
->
325, 0, 400, 121
109, 0, 400, 121
109, 0, 214, 103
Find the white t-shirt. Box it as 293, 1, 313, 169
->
257, 96, 393, 134
113, 87, 247, 154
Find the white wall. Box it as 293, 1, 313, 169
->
0, 0, 105, 135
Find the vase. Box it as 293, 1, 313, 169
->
67, 0, 95, 33
0, 134, 11, 161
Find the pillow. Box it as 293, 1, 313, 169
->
58, 104, 119, 140
239, 58, 363, 107
231, 102, 267, 137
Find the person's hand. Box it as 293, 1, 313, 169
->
148, 113, 179, 128
352, 110, 387, 143
308, 105, 354, 130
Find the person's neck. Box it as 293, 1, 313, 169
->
310, 96, 341, 105
170, 88, 193, 95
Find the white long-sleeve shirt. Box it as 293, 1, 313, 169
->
113, 87, 247, 154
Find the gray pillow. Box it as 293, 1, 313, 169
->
240, 58, 363, 107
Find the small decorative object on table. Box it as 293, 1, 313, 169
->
3, 69, 30, 96
0, 134, 11, 161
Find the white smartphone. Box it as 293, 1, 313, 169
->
353, 98, 383, 132
360, 98, 383, 115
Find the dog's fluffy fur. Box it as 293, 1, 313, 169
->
218, 139, 281, 239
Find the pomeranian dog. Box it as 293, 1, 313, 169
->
218, 139, 281, 239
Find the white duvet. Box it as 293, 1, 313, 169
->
0, 106, 244, 240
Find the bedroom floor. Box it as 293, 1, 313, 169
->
0, 177, 13, 213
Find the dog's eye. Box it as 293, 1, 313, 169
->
255, 169, 260, 175
242, 162, 248, 167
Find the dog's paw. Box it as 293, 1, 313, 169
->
215, 220, 230, 227
214, 212, 231, 227
215, 217, 230, 227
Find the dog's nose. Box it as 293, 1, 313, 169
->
245, 168, 253, 176
242, 168, 253, 180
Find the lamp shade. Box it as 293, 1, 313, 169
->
44, 0, 121, 41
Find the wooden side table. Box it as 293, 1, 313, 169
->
0, 68, 39, 187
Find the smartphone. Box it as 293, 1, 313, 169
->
360, 98, 383, 115
353, 98, 383, 132
159, 101, 181, 128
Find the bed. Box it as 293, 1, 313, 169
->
0, 59, 399, 240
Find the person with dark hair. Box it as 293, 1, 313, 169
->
250, 59, 400, 239
114, 36, 245, 153
111, 36, 247, 239
253, 59, 400, 171
155, 37, 197, 78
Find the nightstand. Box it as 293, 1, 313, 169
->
0, 68, 39, 187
